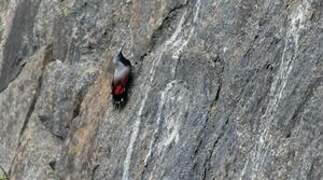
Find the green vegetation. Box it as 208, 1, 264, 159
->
57, 2, 72, 17
0, 166, 8, 180
62, 6, 71, 17
0, 175, 8, 180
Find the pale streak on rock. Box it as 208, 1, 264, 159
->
122, 91, 148, 180
122, 8, 190, 180
247, 2, 312, 179
144, 80, 177, 166
172, 0, 202, 59
147, 87, 189, 180
1, 0, 323, 179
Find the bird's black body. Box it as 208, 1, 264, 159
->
111, 48, 132, 109
118, 52, 131, 67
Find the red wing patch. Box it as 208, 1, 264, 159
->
113, 84, 125, 95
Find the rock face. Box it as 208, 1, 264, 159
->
0, 0, 323, 179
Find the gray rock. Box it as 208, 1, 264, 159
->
0, 0, 322, 179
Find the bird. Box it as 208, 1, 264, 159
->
111, 45, 132, 108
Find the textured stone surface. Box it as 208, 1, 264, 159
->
0, 0, 323, 179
